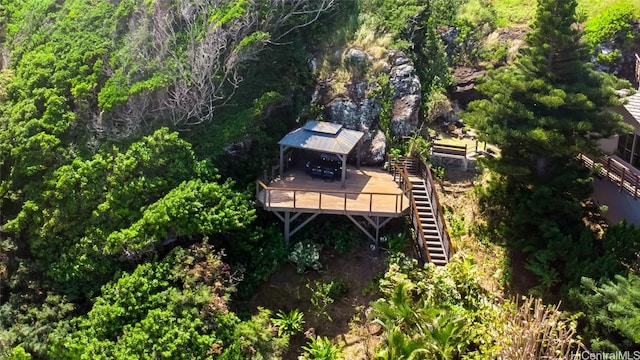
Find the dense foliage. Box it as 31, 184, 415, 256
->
584, 4, 637, 65
1, 0, 639, 357
465, 0, 640, 350
0, 0, 335, 357
371, 254, 582, 359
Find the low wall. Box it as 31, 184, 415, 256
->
430, 154, 477, 172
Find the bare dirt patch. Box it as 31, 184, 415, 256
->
245, 240, 389, 359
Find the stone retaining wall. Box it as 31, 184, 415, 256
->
430, 154, 477, 172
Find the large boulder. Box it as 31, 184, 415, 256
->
326, 96, 382, 164
391, 94, 420, 137
368, 129, 387, 164
326, 96, 380, 136
316, 47, 422, 164
388, 50, 421, 138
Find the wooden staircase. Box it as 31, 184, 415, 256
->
409, 176, 449, 265
389, 156, 452, 266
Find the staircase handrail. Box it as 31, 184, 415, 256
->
416, 158, 453, 262
387, 154, 431, 261
386, 153, 454, 263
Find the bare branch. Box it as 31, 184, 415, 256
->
94, 0, 335, 138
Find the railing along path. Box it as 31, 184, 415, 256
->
579, 153, 640, 199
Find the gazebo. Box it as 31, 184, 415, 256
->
277, 120, 364, 188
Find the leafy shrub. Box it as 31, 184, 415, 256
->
584, 4, 636, 48
4, 346, 32, 360
479, 41, 509, 65
300, 336, 342, 360
362, 272, 384, 296
289, 241, 322, 274
327, 278, 349, 301
379, 232, 407, 253
219, 308, 289, 360
430, 164, 445, 180
444, 208, 466, 239
407, 134, 431, 161
307, 278, 348, 321
271, 309, 305, 337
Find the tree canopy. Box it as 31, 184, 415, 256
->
466, 0, 628, 185
1, 0, 639, 356
465, 0, 638, 349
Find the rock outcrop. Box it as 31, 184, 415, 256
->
318, 48, 421, 164
388, 50, 421, 138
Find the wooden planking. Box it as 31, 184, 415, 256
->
257, 167, 410, 216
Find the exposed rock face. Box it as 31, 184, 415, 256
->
326, 97, 380, 134
368, 129, 387, 164
389, 50, 421, 138
320, 48, 422, 164
344, 48, 367, 65
391, 94, 420, 137
451, 66, 486, 108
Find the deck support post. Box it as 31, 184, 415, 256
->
284, 211, 290, 244
274, 211, 320, 244
357, 140, 361, 169
279, 145, 291, 179
346, 214, 393, 246
279, 145, 284, 179
340, 154, 347, 188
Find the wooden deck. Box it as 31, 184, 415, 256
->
256, 167, 411, 217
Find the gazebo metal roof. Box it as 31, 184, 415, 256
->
278, 120, 364, 155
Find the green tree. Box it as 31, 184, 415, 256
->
50, 243, 289, 359
572, 274, 640, 351
466, 0, 627, 184
464, 0, 630, 292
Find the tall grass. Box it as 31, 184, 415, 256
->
488, 0, 640, 27
490, 0, 536, 26
577, 0, 640, 20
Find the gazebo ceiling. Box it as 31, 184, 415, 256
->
278, 120, 364, 155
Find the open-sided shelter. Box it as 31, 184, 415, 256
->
277, 120, 364, 188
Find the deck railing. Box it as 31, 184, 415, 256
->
255, 170, 412, 217
579, 153, 640, 199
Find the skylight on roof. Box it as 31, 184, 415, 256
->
302, 120, 342, 135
